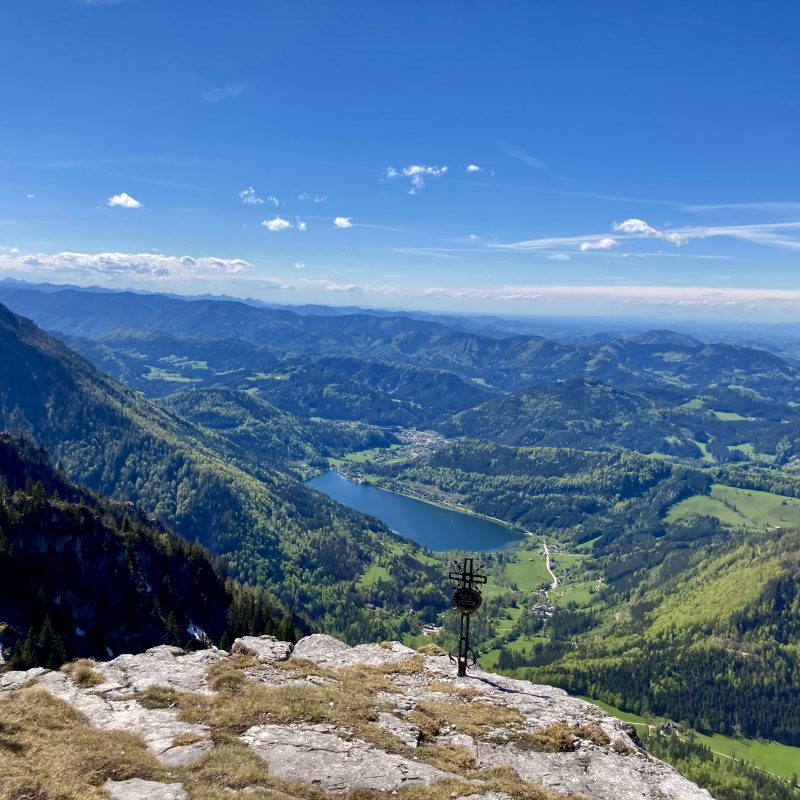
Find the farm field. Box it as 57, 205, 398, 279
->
667, 483, 800, 529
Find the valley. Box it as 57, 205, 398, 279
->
2, 283, 800, 800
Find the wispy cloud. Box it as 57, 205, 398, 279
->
684, 201, 800, 213
75, 0, 121, 6
298, 192, 325, 203
107, 192, 142, 209
239, 187, 263, 205
262, 216, 292, 232
495, 140, 561, 178
202, 82, 247, 103
384, 164, 448, 194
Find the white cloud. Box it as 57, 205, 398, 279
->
262, 216, 292, 232
0, 249, 249, 281
385, 164, 448, 194
293, 262, 305, 270
580, 237, 617, 251
333, 217, 352, 229
202, 83, 247, 103
265, 195, 281, 207
297, 192, 325, 203
613, 218, 659, 236
466, 164, 482, 173
297, 220, 308, 231
239, 186, 264, 205
468, 234, 480, 241
107, 192, 142, 209
26, 193, 35, 199
547, 253, 571, 261
613, 218, 687, 245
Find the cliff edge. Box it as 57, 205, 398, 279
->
0, 634, 712, 800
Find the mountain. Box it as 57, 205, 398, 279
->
0, 433, 289, 668
0, 302, 444, 641
3, 284, 799, 400
439, 379, 700, 457
158, 388, 395, 471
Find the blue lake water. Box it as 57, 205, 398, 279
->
307, 470, 525, 553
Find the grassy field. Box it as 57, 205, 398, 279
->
579, 697, 800, 782
667, 483, 800, 529
711, 409, 752, 422
504, 545, 551, 591
357, 564, 390, 588
689, 438, 716, 462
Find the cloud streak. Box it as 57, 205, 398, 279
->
202, 83, 247, 103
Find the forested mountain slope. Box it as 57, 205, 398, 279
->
0, 433, 289, 667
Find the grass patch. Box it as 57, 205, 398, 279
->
512, 722, 609, 752
0, 688, 164, 799
414, 700, 523, 739
358, 564, 391, 588
667, 483, 800, 529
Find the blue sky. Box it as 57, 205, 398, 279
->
1, 1, 800, 319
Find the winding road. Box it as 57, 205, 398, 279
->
543, 540, 559, 592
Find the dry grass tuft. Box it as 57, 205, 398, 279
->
416, 643, 445, 656
479, 766, 587, 800
273, 658, 338, 681
135, 685, 183, 709
426, 680, 482, 699
380, 656, 425, 675
512, 722, 610, 753
171, 731, 206, 747
60, 659, 104, 688
414, 700, 523, 739
417, 744, 476, 773
207, 661, 248, 694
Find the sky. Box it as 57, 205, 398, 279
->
1, 1, 800, 320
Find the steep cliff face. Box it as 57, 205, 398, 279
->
0, 634, 712, 800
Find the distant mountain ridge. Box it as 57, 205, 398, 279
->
2, 284, 798, 400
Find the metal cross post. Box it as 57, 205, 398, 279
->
449, 556, 487, 676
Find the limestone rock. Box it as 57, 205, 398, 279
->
292, 633, 417, 669
0, 667, 47, 692
232, 634, 294, 663
104, 779, 188, 800
99, 644, 226, 695
241, 722, 446, 792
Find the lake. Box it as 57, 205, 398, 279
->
307, 470, 525, 552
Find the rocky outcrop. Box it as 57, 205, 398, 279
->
0, 634, 714, 800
